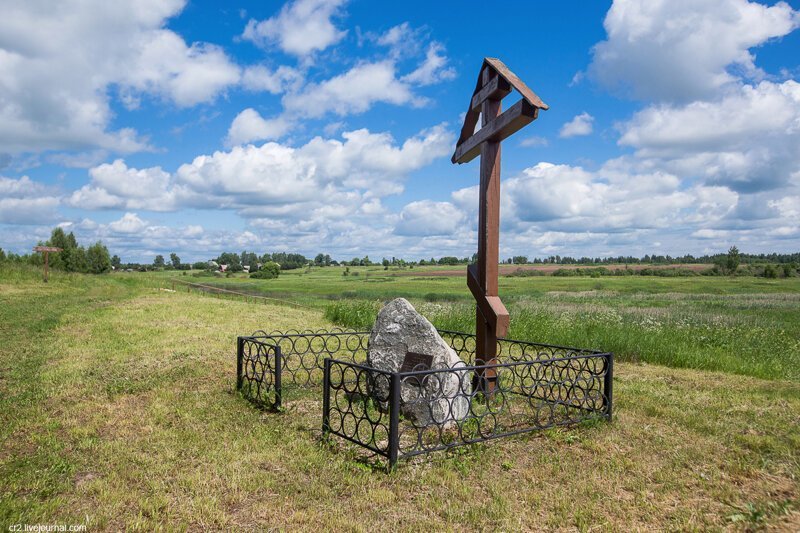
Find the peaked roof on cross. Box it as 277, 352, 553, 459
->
452, 57, 549, 164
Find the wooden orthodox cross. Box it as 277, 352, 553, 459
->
452, 57, 548, 392
33, 245, 62, 282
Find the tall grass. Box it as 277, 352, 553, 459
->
0, 262, 54, 283
324, 298, 800, 382
323, 300, 381, 329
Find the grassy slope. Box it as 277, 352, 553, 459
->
1, 266, 799, 530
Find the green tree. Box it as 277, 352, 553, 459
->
270, 252, 306, 269
0, 247, 5, 262
87, 242, 112, 273
66, 246, 88, 272
170, 253, 181, 268
153, 255, 165, 268
726, 246, 740, 275
47, 227, 70, 270
240, 251, 258, 268
48, 227, 68, 249
251, 261, 280, 279
111, 255, 121, 269
216, 252, 241, 267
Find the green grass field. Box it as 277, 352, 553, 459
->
187, 265, 800, 381
2, 264, 799, 530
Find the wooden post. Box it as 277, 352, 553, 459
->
451, 58, 548, 394
476, 66, 502, 390
33, 246, 62, 283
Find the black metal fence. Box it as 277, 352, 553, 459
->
236, 336, 281, 408
236, 329, 612, 467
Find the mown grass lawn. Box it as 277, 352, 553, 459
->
1, 266, 799, 530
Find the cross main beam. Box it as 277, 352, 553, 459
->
451, 58, 547, 393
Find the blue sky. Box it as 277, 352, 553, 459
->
1, 0, 799, 262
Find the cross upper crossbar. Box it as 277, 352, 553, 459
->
453, 57, 548, 163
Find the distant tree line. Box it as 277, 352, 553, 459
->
207, 251, 318, 271
132, 248, 800, 272
506, 248, 797, 279
514, 250, 800, 266
508, 263, 798, 279
6, 238, 795, 279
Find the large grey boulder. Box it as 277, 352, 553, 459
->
367, 298, 470, 427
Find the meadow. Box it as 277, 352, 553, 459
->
187, 265, 800, 382
1, 263, 799, 530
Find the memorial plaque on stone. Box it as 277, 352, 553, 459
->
400, 352, 434, 388
400, 352, 434, 373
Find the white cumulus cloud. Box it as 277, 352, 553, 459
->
0, 176, 61, 225
618, 80, 800, 191
401, 42, 457, 86
589, 0, 800, 101
241, 65, 304, 94
0, 0, 241, 155
395, 200, 465, 236
559, 112, 595, 138
282, 61, 421, 119
68, 159, 176, 211
65, 124, 453, 220
227, 109, 292, 146
242, 0, 348, 57
108, 213, 148, 234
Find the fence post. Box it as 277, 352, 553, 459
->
388, 372, 401, 470
603, 352, 614, 422
274, 345, 282, 409
322, 358, 331, 436
236, 337, 244, 390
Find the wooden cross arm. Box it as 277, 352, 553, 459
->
455, 57, 548, 156
452, 99, 539, 164
470, 76, 511, 112
467, 265, 510, 337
